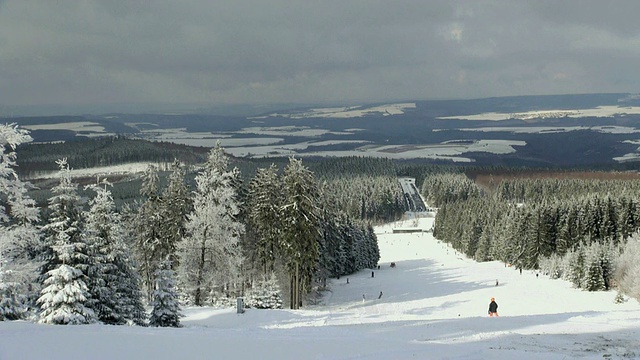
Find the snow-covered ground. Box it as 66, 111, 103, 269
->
450, 125, 640, 135
1, 216, 639, 359
251, 103, 416, 119
224, 139, 526, 161
22, 162, 160, 180
438, 105, 640, 121
21, 121, 107, 133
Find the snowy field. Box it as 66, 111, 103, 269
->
2, 216, 640, 359
452, 125, 640, 135
22, 162, 160, 180
251, 103, 416, 119
21, 121, 107, 133
438, 105, 640, 121
224, 140, 526, 161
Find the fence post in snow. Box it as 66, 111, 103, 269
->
237, 297, 245, 314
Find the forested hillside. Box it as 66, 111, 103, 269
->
1, 127, 394, 326
424, 171, 640, 299
16, 136, 209, 176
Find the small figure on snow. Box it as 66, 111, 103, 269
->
362, 294, 366, 302
378, 291, 383, 299
495, 279, 499, 286
488, 297, 499, 317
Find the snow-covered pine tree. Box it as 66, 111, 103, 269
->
599, 240, 617, 291
133, 164, 164, 301
475, 220, 493, 262
556, 205, 580, 256
539, 253, 564, 279
84, 180, 119, 324
566, 246, 586, 289
84, 180, 146, 325
246, 272, 283, 309
584, 196, 604, 242
158, 160, 191, 268
602, 196, 618, 242
113, 251, 148, 326
365, 223, 380, 269
248, 164, 282, 276
149, 260, 182, 327
0, 124, 41, 320
318, 211, 342, 278
38, 159, 95, 325
615, 235, 640, 301
351, 223, 366, 271
618, 196, 638, 240
40, 159, 88, 281
539, 204, 560, 259
178, 143, 244, 306
618, 198, 637, 241
508, 209, 532, 271
339, 216, 356, 275
0, 267, 26, 321
37, 264, 96, 325
281, 157, 320, 309
584, 242, 606, 291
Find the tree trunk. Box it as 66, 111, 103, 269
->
289, 261, 301, 310
295, 261, 300, 309
195, 230, 207, 306
290, 273, 295, 310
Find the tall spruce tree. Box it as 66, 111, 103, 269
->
0, 124, 41, 320
38, 159, 95, 325
178, 143, 244, 305
133, 164, 164, 301
318, 211, 342, 278
40, 159, 87, 281
281, 157, 320, 309
84, 180, 146, 325
158, 160, 192, 268
247, 164, 282, 275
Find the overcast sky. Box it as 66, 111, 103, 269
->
1, 1, 639, 111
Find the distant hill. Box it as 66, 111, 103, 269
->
5, 93, 640, 169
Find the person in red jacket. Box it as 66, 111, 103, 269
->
488, 297, 499, 317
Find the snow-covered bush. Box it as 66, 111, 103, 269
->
614, 235, 640, 302
0, 270, 27, 320
539, 253, 564, 279
149, 262, 182, 327
207, 293, 236, 308
564, 248, 585, 289
246, 273, 283, 309
37, 264, 96, 325
614, 291, 627, 304
542, 241, 618, 293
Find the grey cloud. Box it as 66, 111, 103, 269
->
525, 1, 640, 36
0, 1, 638, 111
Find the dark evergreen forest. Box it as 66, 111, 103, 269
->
424, 171, 640, 294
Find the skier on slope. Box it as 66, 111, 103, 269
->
488, 297, 499, 317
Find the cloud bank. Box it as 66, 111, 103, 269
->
1, 1, 639, 111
